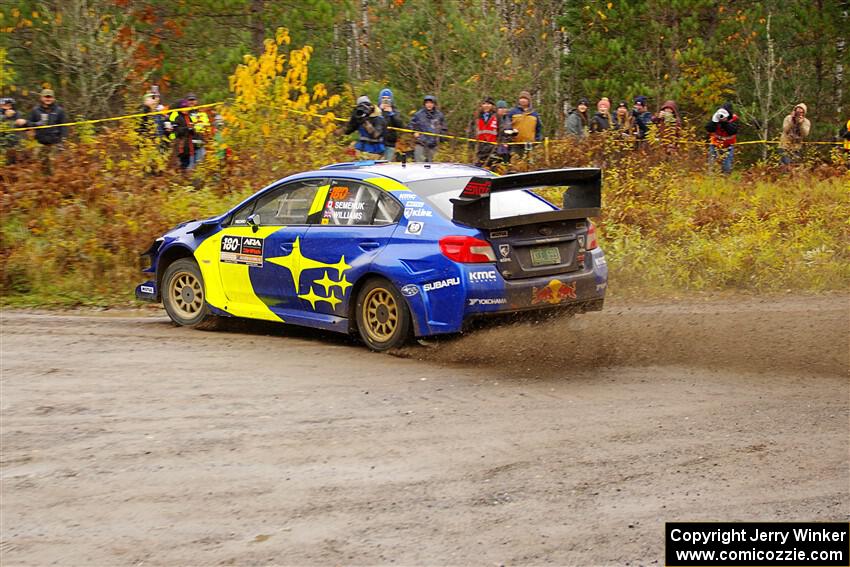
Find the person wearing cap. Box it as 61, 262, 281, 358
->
472, 97, 499, 166
589, 97, 614, 133
378, 88, 403, 161
343, 95, 387, 158
169, 93, 210, 169
408, 95, 447, 163
495, 100, 514, 163
135, 91, 167, 173
507, 90, 542, 158
1, 97, 24, 165
137, 92, 165, 141
706, 102, 739, 174
631, 95, 653, 139
779, 103, 811, 165
24, 89, 68, 175
566, 97, 590, 140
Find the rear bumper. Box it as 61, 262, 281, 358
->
467, 248, 607, 315
411, 248, 607, 337
135, 280, 159, 302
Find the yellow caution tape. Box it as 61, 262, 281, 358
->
7, 102, 221, 132
6, 100, 844, 147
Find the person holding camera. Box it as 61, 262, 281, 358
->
706, 103, 739, 174
344, 95, 387, 159
378, 89, 403, 161
23, 89, 68, 175
779, 103, 811, 165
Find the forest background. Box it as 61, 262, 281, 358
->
1, 0, 848, 306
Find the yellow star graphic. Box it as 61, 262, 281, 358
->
299, 286, 342, 310
266, 236, 352, 293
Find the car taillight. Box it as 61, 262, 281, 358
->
586, 222, 598, 250
439, 236, 496, 263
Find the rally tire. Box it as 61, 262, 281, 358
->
161, 258, 219, 330
355, 278, 412, 351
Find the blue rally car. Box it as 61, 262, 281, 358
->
135, 162, 607, 350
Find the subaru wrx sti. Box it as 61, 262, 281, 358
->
135, 162, 607, 350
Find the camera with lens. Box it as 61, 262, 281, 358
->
354, 102, 371, 121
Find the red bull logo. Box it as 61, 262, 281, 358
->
531, 279, 577, 305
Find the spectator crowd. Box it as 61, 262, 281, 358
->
1, 85, 849, 175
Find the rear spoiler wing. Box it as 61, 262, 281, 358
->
450, 168, 601, 229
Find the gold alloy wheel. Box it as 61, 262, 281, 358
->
169, 271, 204, 319
362, 287, 399, 343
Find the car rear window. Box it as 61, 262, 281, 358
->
406, 177, 558, 220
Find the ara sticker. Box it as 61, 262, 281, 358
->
220, 235, 264, 267
405, 221, 424, 235
490, 230, 508, 239
140, 285, 155, 294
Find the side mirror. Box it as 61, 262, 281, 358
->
246, 213, 260, 232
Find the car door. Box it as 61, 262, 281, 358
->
296, 177, 403, 320
217, 177, 329, 314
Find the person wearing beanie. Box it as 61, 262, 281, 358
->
378, 88, 403, 161
590, 97, 614, 133
472, 97, 499, 166
706, 102, 739, 174
613, 100, 632, 135
408, 95, 447, 163
631, 95, 653, 139
344, 94, 387, 158
24, 88, 68, 175
779, 102, 811, 165
495, 100, 514, 163
566, 97, 590, 140
507, 90, 542, 159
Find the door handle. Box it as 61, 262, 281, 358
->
358, 241, 381, 251
279, 242, 294, 252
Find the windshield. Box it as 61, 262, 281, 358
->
406, 177, 557, 220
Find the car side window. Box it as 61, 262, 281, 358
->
234, 179, 326, 226
319, 180, 400, 226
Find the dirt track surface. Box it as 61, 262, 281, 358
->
1, 295, 848, 566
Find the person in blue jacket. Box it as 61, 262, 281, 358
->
409, 95, 447, 163
344, 95, 386, 158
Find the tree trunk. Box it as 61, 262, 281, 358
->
251, 0, 265, 55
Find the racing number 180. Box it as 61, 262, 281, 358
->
222, 236, 241, 252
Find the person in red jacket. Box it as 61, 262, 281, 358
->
473, 97, 499, 167
706, 103, 739, 174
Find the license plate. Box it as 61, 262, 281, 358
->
530, 246, 561, 266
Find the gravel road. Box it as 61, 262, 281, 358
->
1, 295, 848, 566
